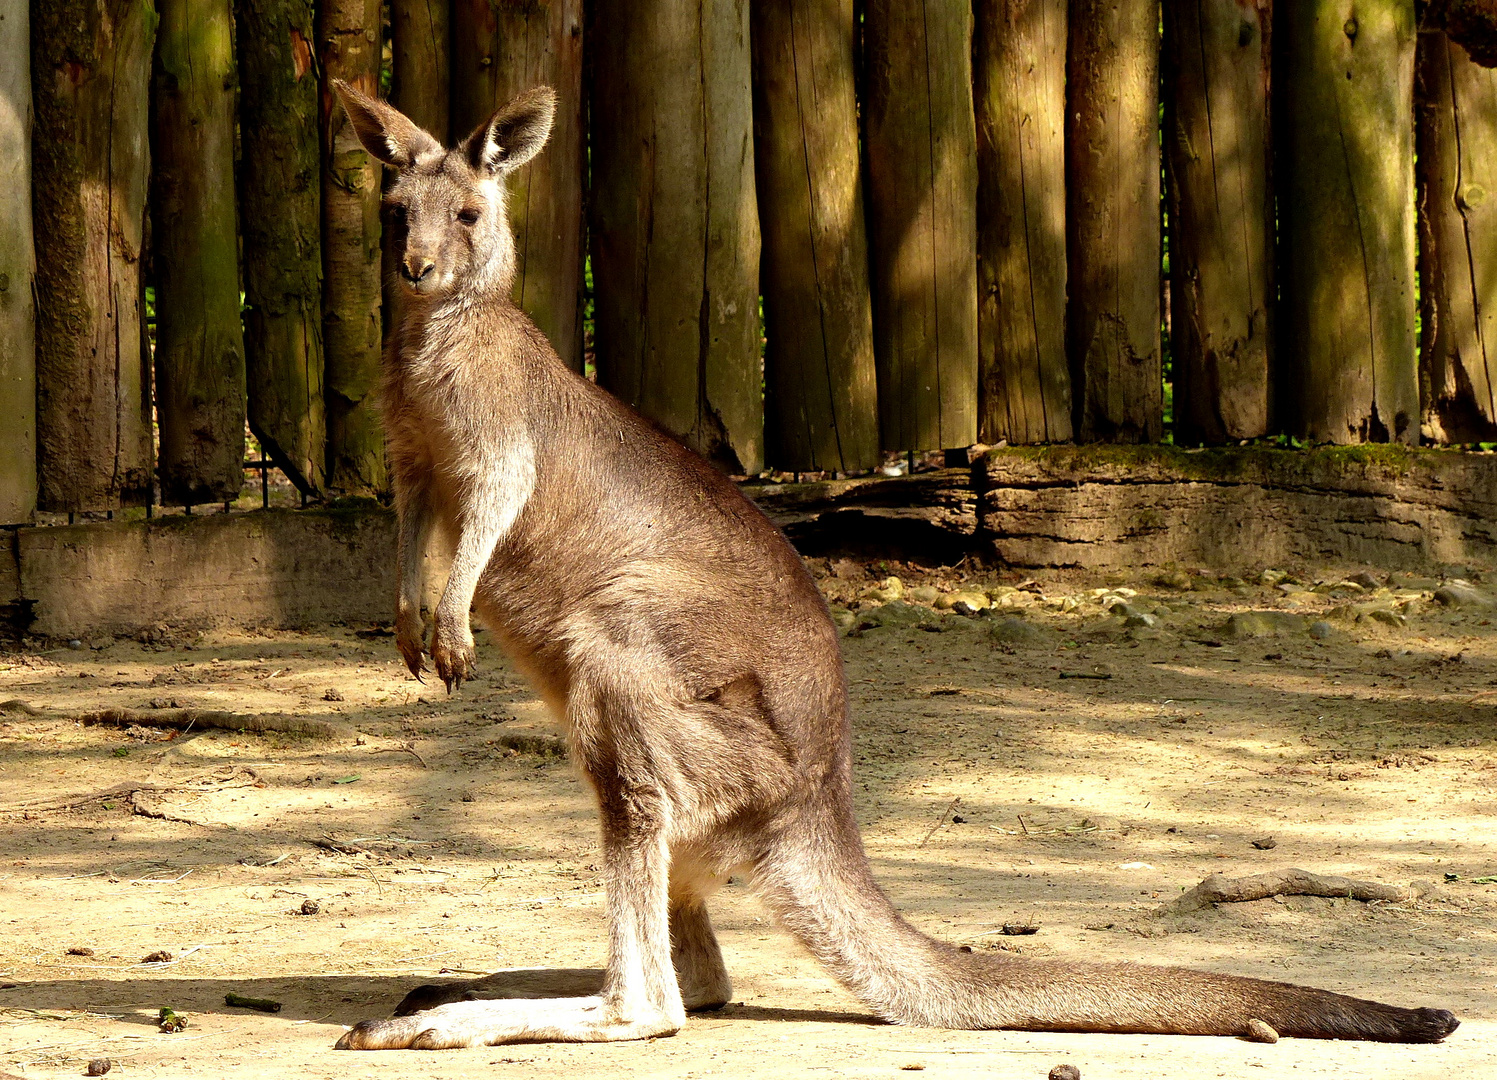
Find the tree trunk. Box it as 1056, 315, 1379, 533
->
1164, 0, 1273, 445
750, 0, 879, 473
391, 0, 448, 141
590, 0, 762, 474
1066, 0, 1162, 444
1277, 1, 1418, 443
974, 0, 1069, 445
862, 0, 979, 453
0, 0, 36, 525
30, 0, 156, 512
1417, 29, 1497, 443
151, 0, 246, 506
452, 0, 584, 370
320, 0, 386, 495
236, 0, 325, 495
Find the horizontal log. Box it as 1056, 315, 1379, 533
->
12, 446, 1497, 637
978, 444, 1497, 570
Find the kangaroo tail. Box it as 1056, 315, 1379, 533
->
753, 807, 1458, 1043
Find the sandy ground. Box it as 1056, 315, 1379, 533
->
1, 559, 1494, 1079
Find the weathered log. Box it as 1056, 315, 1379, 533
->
1278, 1, 1418, 443
0, 0, 36, 525
862, 0, 979, 453
1066, 0, 1163, 444
590, 0, 763, 473
386, 0, 449, 367
452, 0, 584, 370
1164, 0, 1273, 444
976, 442, 1497, 570
1418, 29, 1497, 443
30, 0, 156, 512
236, 0, 326, 495
151, 0, 247, 505
320, 0, 387, 495
974, 0, 1070, 445
1162, 868, 1420, 915
751, 0, 880, 473
78, 706, 344, 740
390, 0, 449, 142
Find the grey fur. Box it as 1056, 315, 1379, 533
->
328, 80, 1460, 1051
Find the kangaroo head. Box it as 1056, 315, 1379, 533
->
332, 80, 556, 299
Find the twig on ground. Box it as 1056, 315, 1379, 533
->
310, 837, 367, 856
1160, 868, 1425, 916
371, 743, 427, 768
918, 798, 961, 848
78, 706, 345, 740
3, 768, 258, 817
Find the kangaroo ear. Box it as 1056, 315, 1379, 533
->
332, 79, 442, 169
463, 86, 556, 175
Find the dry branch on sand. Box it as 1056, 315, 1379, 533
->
0, 765, 259, 816
1161, 868, 1427, 915
0, 700, 346, 740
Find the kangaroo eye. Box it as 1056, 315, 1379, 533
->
457, 208, 480, 226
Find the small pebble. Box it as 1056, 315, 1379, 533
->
899, 1065, 925, 1072
300, 898, 321, 915
67, 639, 84, 650
66, 946, 94, 956
1049, 1065, 1081, 1080
1251, 836, 1277, 850
1244, 1017, 1279, 1043
86, 1059, 111, 1076
141, 950, 172, 964
323, 687, 345, 702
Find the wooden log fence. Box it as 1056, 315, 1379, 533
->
1163, 0, 1273, 445
0, 0, 36, 526
590, 0, 763, 475
319, 0, 386, 495
751, 0, 880, 474
452, 0, 585, 372
236, 0, 326, 496
973, 0, 1070, 446
1418, 27, 1497, 443
4, 0, 1493, 525
1278, 0, 1419, 444
30, 0, 156, 514
863, 0, 979, 455
151, 0, 246, 505
1067, 0, 1162, 443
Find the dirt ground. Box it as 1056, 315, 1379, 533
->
1, 558, 1494, 1079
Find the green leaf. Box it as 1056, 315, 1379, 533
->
333, 774, 361, 785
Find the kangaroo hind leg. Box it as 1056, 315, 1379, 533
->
338, 678, 685, 1049
670, 866, 732, 1011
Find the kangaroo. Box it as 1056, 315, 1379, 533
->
329, 80, 1460, 1050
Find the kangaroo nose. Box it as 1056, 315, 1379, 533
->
400, 258, 435, 283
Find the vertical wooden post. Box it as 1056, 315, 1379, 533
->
590, 0, 763, 474
30, 0, 156, 512
1278, 1, 1418, 443
862, 0, 979, 453
0, 0, 36, 525
751, 0, 879, 473
236, 0, 326, 495
974, 0, 1070, 445
1067, 0, 1162, 444
320, 0, 387, 494
1164, 0, 1273, 444
151, 0, 247, 505
1417, 29, 1497, 443
391, 0, 448, 141
452, 0, 584, 370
